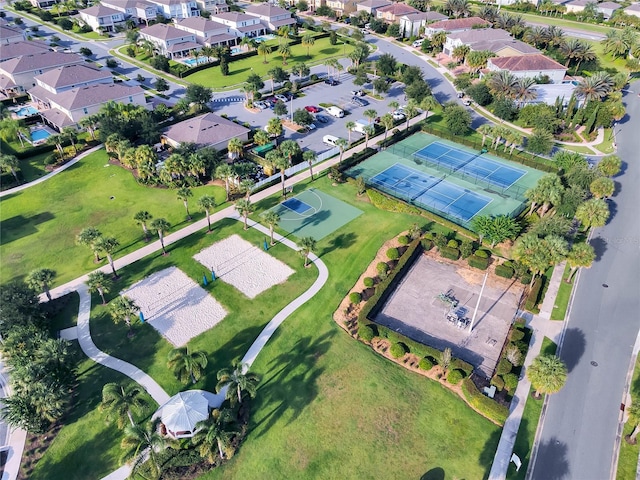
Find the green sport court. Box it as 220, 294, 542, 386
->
347, 132, 544, 228
267, 188, 363, 240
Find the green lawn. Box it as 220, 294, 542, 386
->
617, 356, 640, 480
586, 40, 630, 73
596, 127, 616, 155
551, 264, 572, 321
46, 291, 80, 334
0, 149, 226, 286
0, 148, 52, 189
186, 37, 354, 89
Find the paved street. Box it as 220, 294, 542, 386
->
530, 92, 640, 479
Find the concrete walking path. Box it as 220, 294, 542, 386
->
0, 362, 27, 480
538, 262, 567, 320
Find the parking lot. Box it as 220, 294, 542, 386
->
210, 68, 408, 155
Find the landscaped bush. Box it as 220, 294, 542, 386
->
491, 374, 505, 391
423, 345, 442, 364
525, 277, 543, 311
376, 261, 389, 276
503, 373, 519, 392
496, 358, 513, 376
520, 272, 533, 285
451, 358, 473, 376
386, 247, 399, 260
398, 235, 409, 245
447, 369, 464, 385
439, 246, 460, 260
421, 238, 434, 250
363, 277, 374, 288
468, 255, 489, 270
419, 357, 434, 370
461, 378, 509, 425
390, 342, 408, 358
510, 328, 525, 342
366, 189, 423, 215
447, 239, 459, 249
349, 292, 362, 304
433, 233, 447, 249
460, 240, 473, 259
474, 249, 489, 259
358, 324, 375, 342
495, 263, 514, 279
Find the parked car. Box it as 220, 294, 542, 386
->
463, 98, 472, 106
392, 111, 405, 121
457, 91, 464, 98
351, 97, 368, 107
274, 94, 288, 102
326, 106, 344, 118
324, 78, 340, 86
316, 114, 330, 123
306, 123, 317, 131
350, 89, 365, 97
305, 105, 321, 113
255, 101, 269, 110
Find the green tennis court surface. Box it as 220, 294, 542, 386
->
268, 188, 363, 240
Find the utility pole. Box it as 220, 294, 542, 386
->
469, 271, 489, 333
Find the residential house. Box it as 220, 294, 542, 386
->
0, 52, 84, 96
475, 39, 540, 57
195, 0, 229, 14
208, 12, 266, 38
443, 28, 510, 56
486, 54, 567, 83
139, 23, 201, 57
37, 83, 146, 130
28, 0, 59, 8
399, 11, 447, 38
0, 25, 26, 45
0, 40, 51, 62
146, 0, 201, 19
174, 17, 237, 47
597, 2, 622, 19
529, 82, 578, 107
624, 3, 640, 18
78, 5, 127, 33
325, 0, 359, 17
425, 16, 489, 38
564, 0, 589, 14
244, 4, 296, 31
162, 112, 250, 150
100, 0, 159, 25
375, 3, 419, 23
356, 0, 391, 15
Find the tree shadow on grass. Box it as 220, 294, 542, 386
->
320, 231, 358, 256
250, 330, 334, 439
478, 426, 501, 479
421, 467, 445, 480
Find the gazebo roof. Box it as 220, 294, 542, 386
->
160, 391, 209, 436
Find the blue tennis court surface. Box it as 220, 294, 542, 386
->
282, 198, 312, 214
415, 141, 526, 189
370, 164, 491, 222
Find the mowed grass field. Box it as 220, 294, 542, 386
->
0, 149, 226, 285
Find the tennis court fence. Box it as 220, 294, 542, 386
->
252, 147, 339, 190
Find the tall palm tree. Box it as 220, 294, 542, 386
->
134, 211, 153, 240
379, 114, 394, 142
487, 70, 517, 99
109, 295, 140, 334
273, 153, 290, 196
299, 236, 316, 267
589, 177, 615, 199
575, 198, 610, 230
78, 114, 100, 140
452, 44, 470, 64
95, 236, 120, 278
235, 198, 253, 230
257, 43, 272, 63
560, 38, 596, 70
345, 121, 356, 145
215, 360, 260, 405
150, 218, 171, 255
527, 354, 567, 398
363, 124, 375, 149
87, 271, 112, 305
525, 174, 564, 216
419, 96, 438, 121
227, 137, 244, 160
302, 149, 316, 181
101, 382, 149, 428
302, 33, 315, 58
544, 25, 565, 48
0, 154, 20, 184
46, 133, 66, 156
198, 195, 216, 232
261, 210, 280, 246
335, 138, 349, 163
76, 226, 103, 262
192, 409, 239, 462
597, 155, 622, 177
62, 127, 78, 155
404, 102, 418, 131
566, 242, 595, 282
121, 418, 168, 479
167, 347, 208, 384
575, 71, 615, 102
477, 124, 494, 146
278, 43, 291, 65
363, 108, 377, 126
215, 164, 234, 201
513, 77, 538, 107
176, 186, 193, 220
601, 29, 631, 59
26, 268, 56, 301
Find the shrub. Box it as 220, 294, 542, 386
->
468, 255, 489, 270
376, 261, 389, 276
423, 345, 442, 364
433, 233, 447, 249
390, 342, 407, 358
503, 373, 519, 392
524, 277, 542, 310
349, 292, 362, 304
451, 358, 473, 376
520, 272, 533, 285
447, 239, 459, 249
106, 59, 118, 68
495, 264, 514, 279
491, 374, 505, 391
496, 358, 513, 376
358, 324, 375, 342
398, 235, 409, 245
510, 328, 525, 342
386, 248, 399, 260
439, 246, 460, 260
460, 240, 473, 259
474, 249, 489, 259
447, 369, 464, 385
419, 357, 434, 370
366, 189, 423, 215
363, 277, 374, 288
58, 18, 73, 30
462, 378, 508, 425
421, 238, 433, 250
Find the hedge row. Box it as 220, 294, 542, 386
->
378, 123, 422, 148
495, 263, 514, 279
2, 141, 55, 160
451, 358, 473, 376
366, 190, 423, 216
468, 255, 489, 270
339, 147, 377, 171
461, 378, 509, 425
525, 277, 543, 311
439, 246, 460, 261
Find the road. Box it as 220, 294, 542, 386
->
530, 92, 640, 479
525, 20, 606, 41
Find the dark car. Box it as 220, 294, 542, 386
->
351, 96, 368, 107
324, 78, 340, 86
304, 105, 320, 113
316, 114, 329, 123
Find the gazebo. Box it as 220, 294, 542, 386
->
158, 391, 209, 439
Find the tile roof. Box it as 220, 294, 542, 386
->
428, 16, 489, 31
34, 64, 112, 89
447, 28, 511, 43
489, 54, 566, 71
357, 0, 392, 8
474, 39, 540, 55
245, 3, 291, 17
376, 3, 419, 15
566, 0, 589, 5
141, 23, 194, 40
205, 32, 236, 44
0, 74, 16, 89
53, 83, 145, 110
0, 41, 51, 62
0, 52, 84, 75
79, 4, 123, 17
176, 16, 228, 32
237, 22, 265, 32
401, 11, 448, 22
163, 112, 250, 146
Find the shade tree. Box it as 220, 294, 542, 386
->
527, 354, 567, 398
26, 268, 56, 302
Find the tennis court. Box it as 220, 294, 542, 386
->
370, 164, 492, 222
414, 141, 526, 189
267, 188, 363, 240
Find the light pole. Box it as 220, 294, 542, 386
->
290, 93, 293, 122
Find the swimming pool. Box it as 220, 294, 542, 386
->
231, 47, 242, 55
31, 128, 52, 143
253, 34, 276, 43
182, 57, 210, 66
15, 106, 39, 117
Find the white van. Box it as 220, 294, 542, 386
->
412, 39, 424, 48
326, 106, 344, 118
323, 135, 341, 147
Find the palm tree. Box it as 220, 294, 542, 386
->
235, 198, 253, 230
78, 114, 100, 140
419, 96, 438, 121
76, 226, 103, 262
566, 242, 595, 282
452, 44, 470, 64
302, 33, 315, 58
101, 382, 149, 428
257, 43, 272, 63
121, 418, 168, 479
363, 124, 376, 149
95, 236, 120, 278
302, 150, 316, 181
109, 295, 140, 333
216, 360, 260, 405
273, 153, 290, 196
335, 138, 349, 163
527, 354, 567, 398
46, 133, 66, 156
176, 186, 193, 220
525, 174, 564, 216
575, 71, 615, 102
149, 218, 170, 255
198, 195, 216, 232
487, 70, 518, 99
589, 177, 615, 199
26, 268, 56, 301
215, 164, 234, 201
601, 29, 631, 59
134, 211, 153, 240
62, 127, 78, 155
279, 139, 300, 165
298, 236, 316, 267
192, 409, 239, 462
227, 137, 244, 160
345, 121, 356, 145
278, 43, 291, 65
167, 347, 208, 384
597, 155, 622, 177
87, 271, 112, 305
379, 114, 394, 142
262, 210, 280, 246
575, 198, 610, 230
0, 154, 20, 184
404, 102, 418, 130
513, 77, 538, 107
626, 402, 640, 444
560, 38, 596, 70
388, 100, 399, 112
363, 108, 378, 127
477, 124, 494, 147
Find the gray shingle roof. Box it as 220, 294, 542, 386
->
34, 64, 112, 89
428, 16, 489, 31
245, 3, 291, 17
53, 83, 144, 110
163, 113, 250, 146
0, 40, 51, 62
447, 28, 511, 43
79, 4, 123, 17
141, 23, 194, 40
176, 17, 227, 33
357, 0, 392, 8
0, 52, 84, 75
0, 24, 24, 40
210, 12, 255, 22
